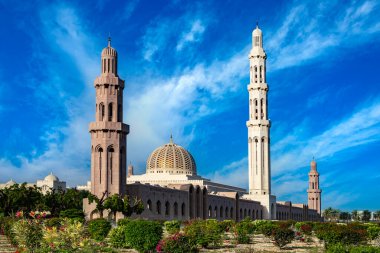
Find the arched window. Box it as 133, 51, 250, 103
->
225, 207, 229, 218
181, 203, 185, 216
214, 206, 217, 218
312, 182, 315, 189
254, 66, 258, 83
147, 200, 152, 211
174, 202, 178, 216
256, 210, 259, 219
260, 99, 264, 119
108, 103, 113, 121
165, 201, 170, 216
240, 209, 242, 220
230, 207, 234, 219
244, 209, 247, 218
98, 147, 103, 184
209, 206, 212, 217
108, 59, 110, 73
220, 206, 223, 218
248, 209, 251, 217
259, 66, 262, 82
117, 104, 122, 122
99, 103, 105, 121
108, 147, 114, 184
156, 201, 161, 214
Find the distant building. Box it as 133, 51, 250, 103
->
77, 181, 91, 191
0, 172, 66, 194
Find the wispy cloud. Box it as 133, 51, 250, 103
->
266, 0, 380, 70
176, 19, 206, 51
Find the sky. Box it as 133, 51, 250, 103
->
0, 0, 380, 211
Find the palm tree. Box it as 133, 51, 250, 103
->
351, 210, 359, 221
374, 210, 380, 221
323, 207, 334, 221
362, 210, 371, 222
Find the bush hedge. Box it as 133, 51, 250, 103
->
157, 232, 198, 253
124, 219, 163, 252
164, 220, 181, 234
88, 218, 112, 241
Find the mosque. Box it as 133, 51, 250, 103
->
83, 25, 322, 221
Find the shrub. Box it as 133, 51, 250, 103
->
0, 217, 18, 244
157, 232, 198, 253
109, 226, 129, 248
349, 245, 380, 253
124, 220, 163, 252
326, 243, 348, 253
259, 222, 278, 237
271, 227, 295, 249
41, 218, 88, 251
315, 223, 368, 248
219, 220, 235, 233
326, 244, 380, 253
88, 218, 112, 241
234, 219, 255, 244
43, 217, 63, 228
59, 208, 85, 219
164, 220, 181, 234
117, 218, 131, 227
12, 219, 43, 250
367, 224, 380, 240
183, 219, 223, 248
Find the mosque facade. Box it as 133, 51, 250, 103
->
83, 26, 322, 222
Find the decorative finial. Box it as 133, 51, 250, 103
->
256, 20, 259, 28
312, 155, 315, 161
170, 133, 173, 144
108, 33, 111, 47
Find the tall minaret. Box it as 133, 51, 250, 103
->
247, 25, 270, 196
245, 25, 276, 220
307, 158, 322, 214
89, 38, 129, 198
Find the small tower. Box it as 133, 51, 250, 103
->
307, 158, 322, 214
89, 37, 130, 198
127, 163, 134, 178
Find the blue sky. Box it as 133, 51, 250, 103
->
1, 0, 380, 211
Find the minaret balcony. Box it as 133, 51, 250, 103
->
247, 83, 268, 91
94, 76, 125, 88
89, 121, 129, 134
246, 119, 270, 127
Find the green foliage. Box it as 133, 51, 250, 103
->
88, 218, 112, 241
271, 227, 295, 249
367, 223, 380, 240
12, 219, 43, 250
326, 244, 380, 253
295, 221, 313, 236
254, 220, 278, 237
43, 217, 63, 228
315, 223, 368, 248
41, 218, 88, 251
59, 208, 84, 219
109, 226, 129, 248
124, 219, 163, 252
0, 217, 18, 245
157, 232, 198, 253
183, 219, 223, 248
234, 219, 255, 244
218, 219, 235, 233
117, 218, 131, 227
164, 220, 181, 234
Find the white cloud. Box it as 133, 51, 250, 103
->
176, 19, 206, 51
266, 0, 380, 70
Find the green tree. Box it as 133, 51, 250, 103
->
362, 210, 371, 222
339, 212, 351, 222
88, 191, 108, 218
121, 195, 144, 217
352, 210, 359, 221
104, 194, 124, 221
374, 210, 380, 221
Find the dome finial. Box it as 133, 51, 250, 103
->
170, 133, 173, 144
108, 32, 111, 47
256, 20, 259, 28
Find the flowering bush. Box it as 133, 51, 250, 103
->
271, 227, 295, 249
12, 219, 43, 250
183, 219, 223, 248
367, 223, 380, 240
40, 218, 89, 251
156, 232, 198, 253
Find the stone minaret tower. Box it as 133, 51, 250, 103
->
307, 158, 322, 214
246, 25, 276, 219
89, 38, 129, 198
247, 25, 270, 196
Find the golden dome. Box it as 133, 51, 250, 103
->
146, 136, 197, 175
